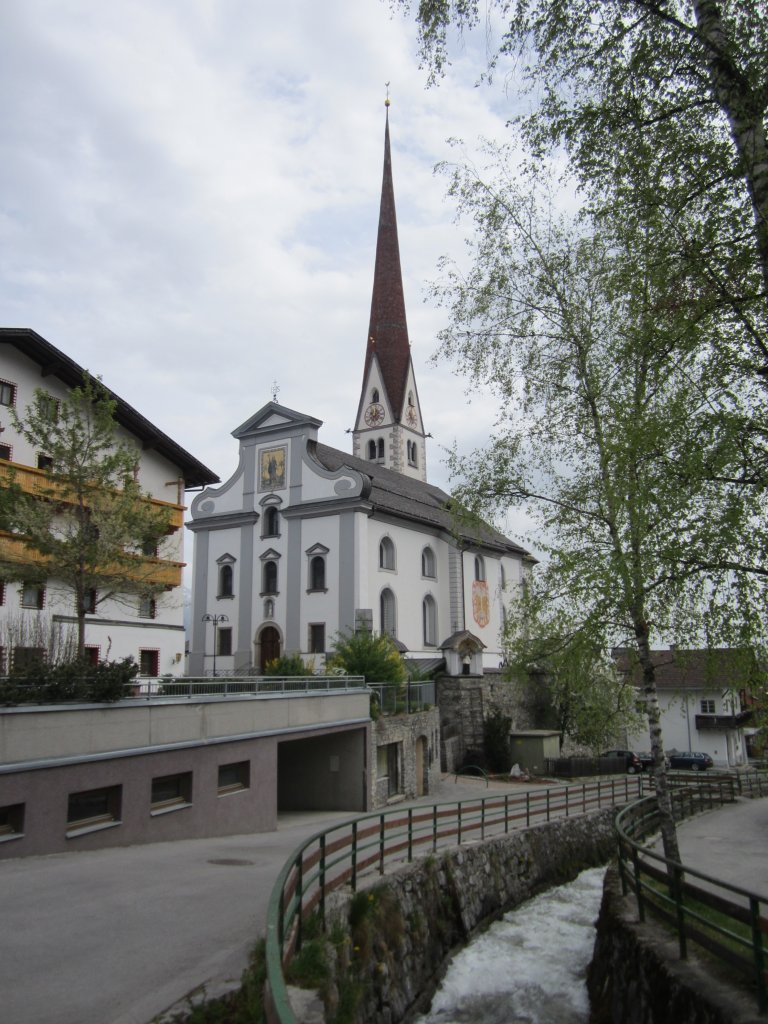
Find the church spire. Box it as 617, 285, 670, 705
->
353, 98, 427, 482
363, 102, 411, 419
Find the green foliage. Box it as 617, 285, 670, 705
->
326, 629, 406, 684
3, 374, 172, 657
1, 656, 138, 703
483, 706, 512, 773
263, 652, 312, 676
158, 939, 267, 1024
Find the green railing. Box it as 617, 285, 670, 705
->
265, 775, 647, 1022
615, 779, 768, 1013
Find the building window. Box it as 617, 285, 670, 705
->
39, 394, 60, 422
474, 555, 486, 582
309, 623, 326, 653
700, 699, 716, 714
0, 444, 11, 462
380, 587, 396, 638
217, 627, 233, 657
0, 380, 16, 407
37, 453, 54, 471
139, 649, 159, 676
371, 388, 379, 403
264, 598, 274, 620
423, 595, 437, 647
379, 536, 395, 571
263, 506, 280, 537
377, 437, 385, 459
367, 439, 376, 460
263, 560, 278, 595
84, 645, 99, 667
407, 440, 418, 466
218, 563, 234, 598
21, 583, 45, 609
139, 595, 156, 619
67, 785, 121, 834
12, 647, 45, 672
218, 760, 250, 795
0, 803, 24, 841
421, 546, 436, 578
309, 555, 326, 591
151, 772, 192, 813
83, 588, 97, 614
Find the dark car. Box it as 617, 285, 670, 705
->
599, 749, 643, 774
636, 751, 669, 771
668, 751, 714, 771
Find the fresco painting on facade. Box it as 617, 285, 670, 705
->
259, 447, 286, 492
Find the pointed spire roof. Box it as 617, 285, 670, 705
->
363, 105, 411, 419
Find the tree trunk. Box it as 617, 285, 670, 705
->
634, 620, 681, 863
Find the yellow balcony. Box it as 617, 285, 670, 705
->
0, 533, 184, 589
0, 461, 185, 530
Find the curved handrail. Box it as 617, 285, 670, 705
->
264, 774, 647, 1022
454, 764, 489, 786
614, 783, 768, 1013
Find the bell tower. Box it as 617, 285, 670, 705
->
352, 100, 427, 482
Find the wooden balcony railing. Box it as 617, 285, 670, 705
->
0, 461, 185, 530
0, 532, 184, 588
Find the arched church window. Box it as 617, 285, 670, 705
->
368, 439, 377, 460
309, 555, 326, 591
380, 588, 396, 638
218, 564, 234, 598
263, 506, 279, 537
379, 536, 395, 571
372, 388, 379, 403
423, 595, 437, 647
408, 391, 414, 407
407, 440, 418, 466
421, 546, 436, 579
377, 438, 385, 459
263, 560, 278, 595
474, 555, 486, 582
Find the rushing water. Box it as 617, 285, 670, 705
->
413, 866, 606, 1024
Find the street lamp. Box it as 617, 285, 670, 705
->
202, 613, 229, 677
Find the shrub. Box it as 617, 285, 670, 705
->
326, 629, 406, 684
264, 652, 313, 676
1, 655, 138, 704
483, 706, 513, 773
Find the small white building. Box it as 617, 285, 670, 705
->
0, 329, 218, 676
618, 647, 754, 767
188, 110, 534, 677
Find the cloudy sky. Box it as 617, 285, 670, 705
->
1, 1, 533, 545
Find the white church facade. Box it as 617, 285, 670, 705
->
188, 110, 534, 678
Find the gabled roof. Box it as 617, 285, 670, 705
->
613, 647, 759, 691
361, 108, 411, 421
1, 328, 219, 489
311, 440, 533, 559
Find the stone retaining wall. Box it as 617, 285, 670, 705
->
588, 864, 763, 1024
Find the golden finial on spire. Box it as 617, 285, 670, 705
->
385, 82, 391, 108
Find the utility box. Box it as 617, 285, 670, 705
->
509, 730, 561, 775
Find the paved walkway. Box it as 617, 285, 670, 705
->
2, 775, 764, 1024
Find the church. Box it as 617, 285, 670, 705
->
187, 108, 534, 678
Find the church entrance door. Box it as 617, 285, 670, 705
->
259, 626, 280, 673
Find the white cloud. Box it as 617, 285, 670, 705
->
0, 0, 536, 547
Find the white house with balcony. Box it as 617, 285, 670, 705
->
0, 329, 218, 676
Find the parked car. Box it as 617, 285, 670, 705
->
636, 751, 669, 771
599, 749, 643, 774
668, 751, 714, 771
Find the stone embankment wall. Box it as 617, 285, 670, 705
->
588, 865, 763, 1024
299, 809, 617, 1024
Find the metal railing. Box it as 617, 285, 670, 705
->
615, 780, 768, 1013
368, 679, 436, 715
265, 775, 647, 1023
130, 675, 368, 699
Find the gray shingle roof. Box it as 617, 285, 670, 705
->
312, 441, 533, 559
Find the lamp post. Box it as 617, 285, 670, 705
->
202, 613, 229, 677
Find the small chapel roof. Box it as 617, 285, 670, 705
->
313, 440, 533, 559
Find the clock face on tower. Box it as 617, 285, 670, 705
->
406, 406, 417, 426
364, 402, 385, 426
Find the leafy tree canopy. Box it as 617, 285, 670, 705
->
2, 374, 173, 657
327, 629, 407, 683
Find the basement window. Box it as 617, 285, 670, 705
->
218, 761, 250, 796
67, 785, 122, 837
151, 772, 193, 815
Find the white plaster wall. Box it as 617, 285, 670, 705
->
626, 688, 744, 766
